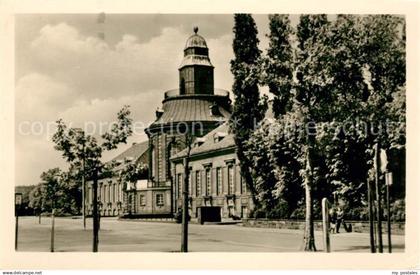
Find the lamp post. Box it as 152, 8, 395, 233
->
15, 192, 22, 251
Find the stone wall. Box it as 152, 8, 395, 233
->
242, 219, 405, 235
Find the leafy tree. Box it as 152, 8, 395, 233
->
245, 15, 299, 217
263, 14, 294, 118
230, 14, 267, 209
28, 184, 44, 215
37, 168, 66, 212
52, 105, 133, 252
241, 14, 405, 252
294, 14, 332, 251
246, 117, 304, 218
321, 15, 405, 210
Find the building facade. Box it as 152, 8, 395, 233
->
86, 141, 149, 217
87, 27, 254, 219
171, 123, 253, 219
141, 27, 232, 217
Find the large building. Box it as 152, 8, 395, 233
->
87, 27, 253, 219
171, 123, 253, 219
86, 141, 149, 217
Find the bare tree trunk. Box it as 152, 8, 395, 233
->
50, 208, 55, 252
181, 135, 192, 253
374, 143, 383, 252
181, 157, 190, 252
368, 178, 376, 252
82, 143, 86, 229
303, 174, 316, 251
92, 169, 99, 252
303, 130, 316, 252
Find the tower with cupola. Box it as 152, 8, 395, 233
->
141, 27, 231, 216
179, 26, 214, 95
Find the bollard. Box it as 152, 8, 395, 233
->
15, 214, 19, 251
322, 198, 331, 252
50, 209, 55, 252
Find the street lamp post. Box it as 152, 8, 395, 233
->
15, 192, 22, 251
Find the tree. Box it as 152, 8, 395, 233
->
39, 168, 65, 211
246, 117, 304, 218
28, 184, 44, 221
264, 14, 294, 118
245, 14, 301, 218
52, 105, 133, 252
28, 168, 79, 214
179, 134, 194, 253
230, 14, 267, 210
240, 14, 405, 252
294, 14, 333, 251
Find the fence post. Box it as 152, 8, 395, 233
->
50, 208, 55, 252
322, 198, 331, 253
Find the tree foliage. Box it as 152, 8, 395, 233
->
51, 105, 133, 216
117, 160, 148, 191
230, 14, 267, 209
242, 14, 405, 251
28, 168, 81, 215
52, 105, 133, 178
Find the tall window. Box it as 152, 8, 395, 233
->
107, 185, 111, 203
216, 167, 222, 195
151, 146, 156, 179
195, 171, 201, 197
113, 184, 116, 202
228, 165, 234, 195
177, 173, 182, 199
99, 183, 103, 202
241, 175, 247, 194
140, 195, 146, 206
205, 168, 211, 196
156, 194, 164, 206
118, 183, 122, 201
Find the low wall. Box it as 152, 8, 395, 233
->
242, 219, 405, 235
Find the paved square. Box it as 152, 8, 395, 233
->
15, 216, 404, 252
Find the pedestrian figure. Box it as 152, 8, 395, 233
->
329, 207, 337, 234
336, 207, 344, 233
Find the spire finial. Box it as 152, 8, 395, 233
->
193, 26, 199, 34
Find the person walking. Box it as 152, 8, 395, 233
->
329, 207, 337, 234
336, 206, 344, 233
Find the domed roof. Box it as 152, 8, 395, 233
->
184, 27, 208, 49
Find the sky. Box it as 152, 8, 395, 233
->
14, 14, 303, 186
15, 14, 278, 188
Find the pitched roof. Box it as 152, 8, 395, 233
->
171, 122, 235, 160
110, 140, 149, 170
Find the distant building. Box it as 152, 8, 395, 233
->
87, 27, 253, 219
86, 141, 149, 217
